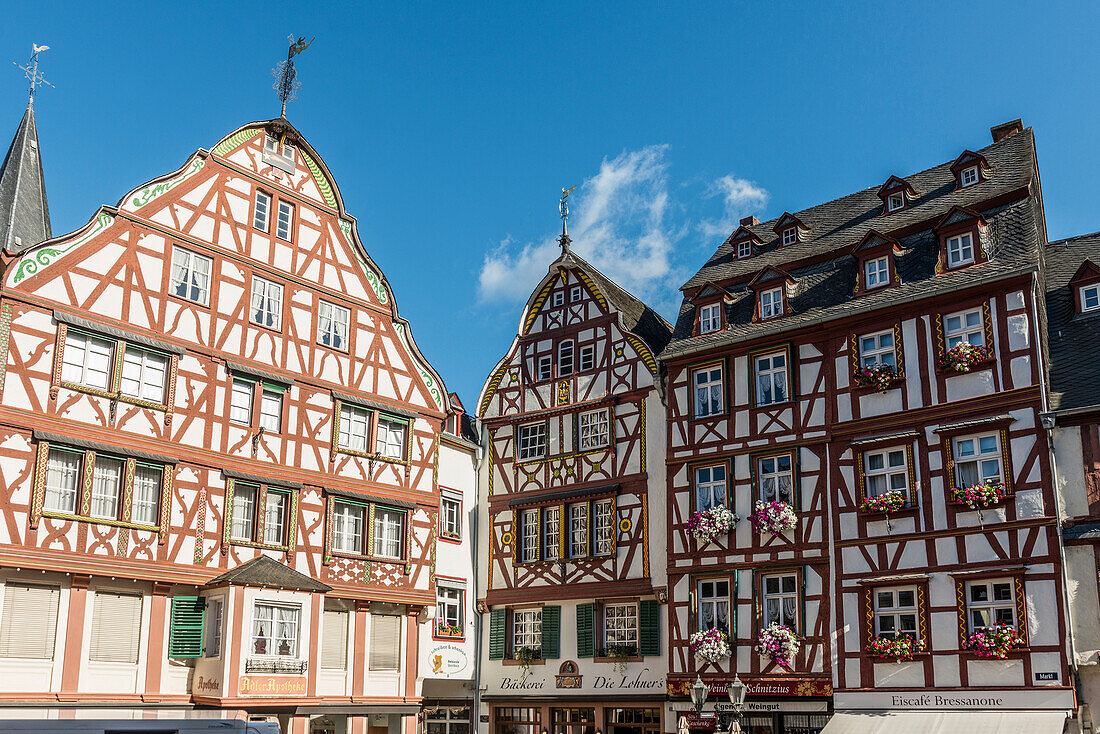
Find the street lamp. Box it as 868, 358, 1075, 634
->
690, 676, 708, 713
726, 674, 746, 733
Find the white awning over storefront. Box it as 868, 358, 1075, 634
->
821, 710, 1069, 734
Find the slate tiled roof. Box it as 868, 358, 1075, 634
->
205, 554, 332, 592
1044, 231, 1100, 413
0, 102, 51, 253
663, 128, 1042, 359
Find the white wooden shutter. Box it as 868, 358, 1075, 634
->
0, 584, 59, 659
90, 591, 142, 663
368, 614, 401, 671
321, 610, 349, 669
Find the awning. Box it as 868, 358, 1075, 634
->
821, 710, 1068, 734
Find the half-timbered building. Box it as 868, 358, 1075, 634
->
0, 102, 466, 734
474, 233, 672, 734
661, 120, 1075, 733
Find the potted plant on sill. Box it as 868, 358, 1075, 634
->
939, 343, 993, 373
514, 646, 541, 675
689, 628, 730, 665
968, 624, 1024, 660
950, 480, 1006, 523
750, 500, 798, 537
755, 623, 799, 670
852, 363, 898, 393
436, 622, 462, 638
866, 634, 922, 662
859, 490, 908, 531
605, 644, 636, 674
688, 506, 738, 547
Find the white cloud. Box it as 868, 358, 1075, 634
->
477, 146, 767, 313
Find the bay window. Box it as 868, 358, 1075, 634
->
252, 603, 300, 657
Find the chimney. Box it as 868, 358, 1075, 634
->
740, 215, 759, 227
990, 119, 1023, 143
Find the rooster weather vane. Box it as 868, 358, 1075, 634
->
559, 185, 577, 254
273, 35, 314, 117
13, 44, 53, 105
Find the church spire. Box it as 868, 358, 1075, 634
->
0, 45, 52, 253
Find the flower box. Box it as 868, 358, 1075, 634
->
688, 506, 738, 546
967, 624, 1024, 659
749, 500, 797, 536
859, 490, 907, 515
866, 634, 922, 662
755, 623, 799, 669
950, 481, 1006, 511
939, 343, 994, 373
852, 364, 898, 393
436, 623, 462, 638
689, 628, 730, 664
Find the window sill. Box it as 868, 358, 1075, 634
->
502, 658, 545, 667
594, 655, 643, 664
751, 399, 795, 411
689, 412, 726, 423
58, 381, 117, 401
858, 504, 919, 519
333, 447, 410, 467
948, 494, 1015, 513
248, 319, 285, 335
938, 357, 997, 376
317, 340, 350, 354
960, 647, 1030, 661
850, 378, 905, 395
439, 533, 462, 545
167, 290, 211, 311
866, 650, 930, 663
229, 538, 290, 553
433, 632, 467, 642
40, 510, 159, 533
116, 394, 170, 411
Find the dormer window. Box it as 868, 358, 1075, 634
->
960, 166, 979, 187
781, 228, 797, 247
946, 233, 975, 268
737, 240, 753, 259
760, 287, 784, 319
950, 151, 990, 190
699, 304, 722, 334
887, 193, 905, 212
1081, 284, 1100, 313
864, 257, 889, 289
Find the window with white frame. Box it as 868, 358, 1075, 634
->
537, 355, 552, 381
953, 433, 1003, 487
966, 579, 1016, 632
693, 366, 723, 417
738, 240, 753, 259
520, 508, 539, 563
89, 455, 124, 520
0, 583, 60, 660
887, 193, 904, 212
698, 579, 730, 633
946, 233, 975, 268
543, 506, 560, 561
252, 602, 300, 657
558, 340, 574, 377
259, 388, 282, 433
318, 300, 350, 350
264, 135, 278, 154
43, 448, 81, 514
781, 228, 797, 246
755, 351, 788, 405
578, 409, 610, 451
441, 493, 461, 540
874, 587, 919, 639
944, 309, 986, 349
337, 403, 371, 453
694, 465, 726, 512
253, 190, 271, 231
593, 499, 614, 556
571, 286, 582, 302
205, 597, 223, 657
517, 423, 547, 461
864, 448, 908, 498
250, 276, 283, 330
762, 573, 798, 628
603, 603, 638, 648
376, 416, 407, 460
512, 609, 541, 654
332, 500, 366, 554
699, 304, 721, 334
552, 291, 565, 307
760, 287, 784, 318
275, 200, 294, 241
261, 490, 289, 546
61, 331, 114, 391
960, 166, 979, 187
579, 345, 595, 371
373, 508, 405, 559
859, 331, 896, 369
119, 346, 169, 403
1081, 284, 1100, 312
131, 464, 161, 526
436, 585, 463, 632
758, 454, 794, 504
864, 256, 889, 289
170, 247, 212, 305
230, 379, 254, 425
230, 483, 258, 541
569, 503, 589, 558
42, 447, 161, 526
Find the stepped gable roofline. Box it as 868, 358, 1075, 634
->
1044, 231, 1100, 413
205, 554, 332, 592
679, 126, 1037, 293
950, 148, 991, 174
0, 102, 51, 254
933, 204, 986, 232
850, 229, 901, 256
747, 265, 796, 289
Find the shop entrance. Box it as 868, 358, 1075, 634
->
741, 713, 830, 734
604, 707, 661, 734
551, 707, 595, 734
310, 716, 338, 734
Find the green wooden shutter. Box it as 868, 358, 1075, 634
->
577, 603, 594, 657
639, 599, 660, 656
488, 608, 506, 660
541, 606, 560, 659
168, 596, 205, 658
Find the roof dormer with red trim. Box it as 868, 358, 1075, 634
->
729, 216, 764, 260
851, 229, 903, 295
772, 212, 808, 247
1069, 259, 1100, 315
748, 266, 796, 322
877, 175, 916, 215
689, 283, 734, 335
933, 206, 988, 273
950, 150, 991, 190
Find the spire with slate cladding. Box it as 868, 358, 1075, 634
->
0, 100, 51, 253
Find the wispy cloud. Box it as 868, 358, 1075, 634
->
477, 146, 767, 314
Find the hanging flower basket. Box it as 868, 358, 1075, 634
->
967, 624, 1024, 659
866, 634, 923, 662
852, 364, 897, 392
859, 490, 907, 515
689, 628, 730, 664
688, 506, 738, 545
939, 343, 993, 372
950, 481, 1006, 510
755, 623, 799, 669
514, 646, 541, 674
750, 500, 798, 536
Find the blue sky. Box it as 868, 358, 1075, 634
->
2, 1, 1098, 407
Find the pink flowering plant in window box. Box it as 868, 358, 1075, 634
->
939, 343, 993, 372
859, 490, 907, 515
436, 623, 462, 637
689, 628, 731, 663
866, 634, 922, 662
750, 500, 797, 536
852, 363, 897, 392
755, 623, 799, 669
688, 506, 738, 545
949, 481, 1006, 510
967, 624, 1024, 659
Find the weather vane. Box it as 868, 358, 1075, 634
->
272, 35, 314, 118
558, 185, 577, 254
13, 44, 53, 105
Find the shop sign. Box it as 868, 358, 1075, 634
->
430, 644, 470, 677
239, 675, 308, 696
679, 713, 716, 730
668, 677, 832, 698
192, 675, 220, 694
833, 688, 1076, 711
556, 661, 583, 689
